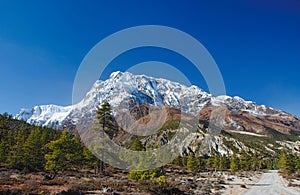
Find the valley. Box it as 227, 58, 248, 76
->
1, 72, 300, 194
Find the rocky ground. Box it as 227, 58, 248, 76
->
0, 166, 263, 195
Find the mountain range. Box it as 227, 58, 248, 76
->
15, 71, 300, 156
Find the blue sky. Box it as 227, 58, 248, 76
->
0, 0, 300, 116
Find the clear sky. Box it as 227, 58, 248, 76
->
0, 0, 300, 116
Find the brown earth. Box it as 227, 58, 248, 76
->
0, 166, 263, 195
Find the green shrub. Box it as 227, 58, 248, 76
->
128, 168, 162, 181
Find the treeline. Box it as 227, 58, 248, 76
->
171, 150, 300, 174
278, 150, 300, 174
128, 138, 299, 182
0, 113, 98, 174
171, 153, 275, 172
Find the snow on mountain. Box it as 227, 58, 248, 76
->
210, 95, 275, 116
15, 71, 290, 130
15, 104, 73, 129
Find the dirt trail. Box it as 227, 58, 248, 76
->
244, 170, 299, 195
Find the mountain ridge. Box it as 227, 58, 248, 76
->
15, 71, 300, 137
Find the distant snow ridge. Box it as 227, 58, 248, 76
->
15, 105, 72, 129
15, 71, 280, 129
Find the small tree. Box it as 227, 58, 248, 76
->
128, 168, 162, 181
278, 150, 294, 174
196, 156, 206, 171
219, 154, 229, 170
230, 153, 239, 172
213, 155, 219, 171
130, 138, 145, 151
82, 146, 97, 169
45, 131, 83, 177
206, 156, 215, 168
187, 153, 199, 172
239, 152, 251, 171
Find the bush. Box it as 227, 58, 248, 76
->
153, 176, 168, 185
128, 168, 162, 181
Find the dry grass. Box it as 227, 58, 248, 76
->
0, 166, 263, 194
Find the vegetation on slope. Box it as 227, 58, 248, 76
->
0, 113, 98, 174
1, 100, 300, 182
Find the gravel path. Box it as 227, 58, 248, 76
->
244, 170, 299, 195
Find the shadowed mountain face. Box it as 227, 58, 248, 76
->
15, 71, 300, 138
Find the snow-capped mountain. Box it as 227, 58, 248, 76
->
15, 71, 209, 129
15, 71, 300, 135
15, 105, 72, 129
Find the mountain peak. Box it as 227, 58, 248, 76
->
15, 71, 300, 136
109, 71, 123, 79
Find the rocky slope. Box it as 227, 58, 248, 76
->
112, 105, 300, 156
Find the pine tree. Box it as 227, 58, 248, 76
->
130, 138, 145, 151
0, 140, 9, 165
219, 154, 229, 170
213, 155, 219, 170
82, 146, 97, 169
230, 153, 239, 172
95, 101, 117, 174
206, 156, 215, 168
182, 156, 188, 167
0, 113, 62, 171
172, 156, 183, 166
187, 153, 199, 172
196, 156, 206, 171
9, 129, 28, 169
45, 131, 84, 176
96, 101, 116, 139
23, 127, 45, 171
239, 152, 251, 171
251, 156, 259, 171
278, 150, 294, 174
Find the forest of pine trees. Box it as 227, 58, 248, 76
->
0, 113, 98, 174
0, 102, 300, 180
171, 150, 299, 174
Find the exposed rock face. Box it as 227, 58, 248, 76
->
112, 105, 300, 156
